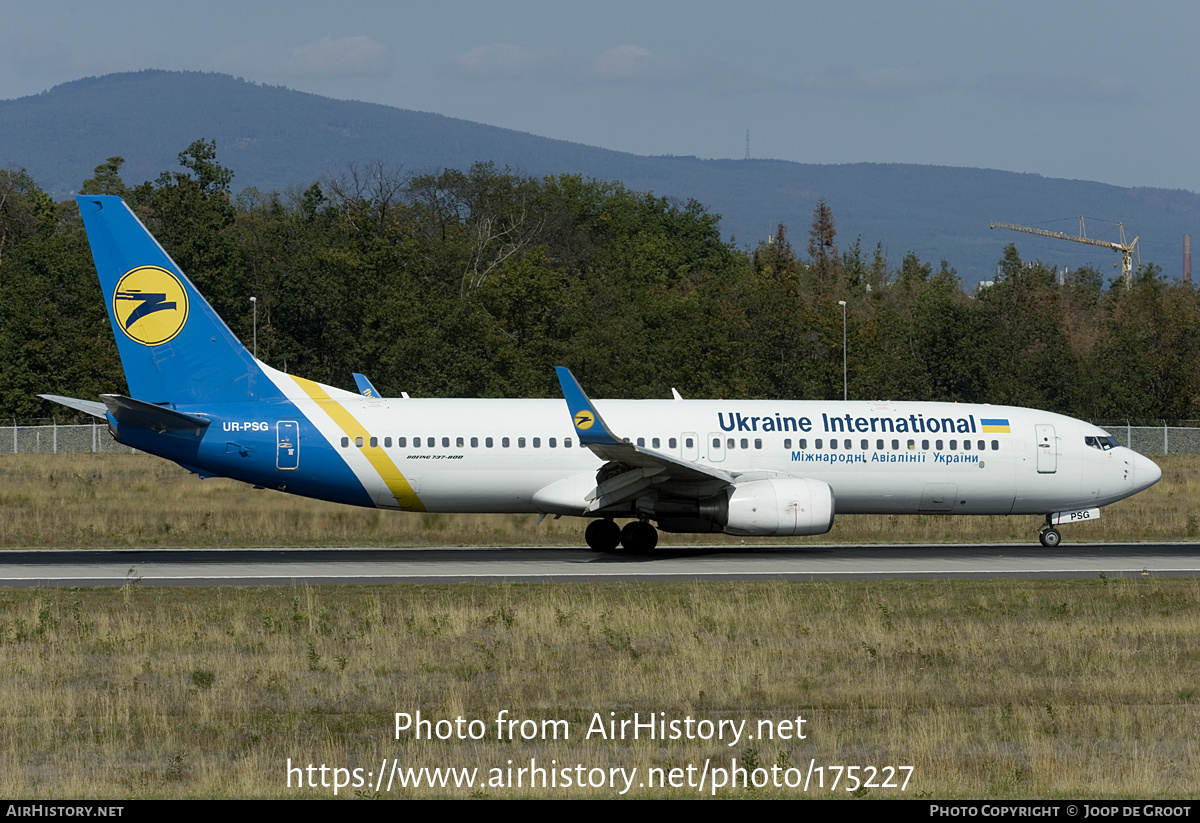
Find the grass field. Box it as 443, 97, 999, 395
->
0, 452, 1195, 548
2, 578, 1198, 798
1, 453, 1196, 798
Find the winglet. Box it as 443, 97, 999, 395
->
554, 367, 623, 447
352, 373, 381, 398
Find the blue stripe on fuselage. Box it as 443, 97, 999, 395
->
111, 399, 376, 508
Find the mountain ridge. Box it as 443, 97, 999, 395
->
3, 69, 1197, 284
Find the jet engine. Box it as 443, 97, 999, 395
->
654, 477, 835, 536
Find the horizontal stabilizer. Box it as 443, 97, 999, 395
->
100, 394, 211, 432
39, 394, 108, 419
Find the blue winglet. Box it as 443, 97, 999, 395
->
554, 367, 622, 447
352, 373, 381, 398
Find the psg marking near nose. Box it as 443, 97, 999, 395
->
43, 195, 1163, 553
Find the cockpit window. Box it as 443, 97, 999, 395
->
1085, 435, 1120, 451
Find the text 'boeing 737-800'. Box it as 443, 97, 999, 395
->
44, 196, 1162, 552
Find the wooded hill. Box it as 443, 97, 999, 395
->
3, 70, 1200, 285
2, 145, 1197, 423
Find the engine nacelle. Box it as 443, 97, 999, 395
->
723, 478, 835, 536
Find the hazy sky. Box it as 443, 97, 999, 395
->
4, 0, 1199, 193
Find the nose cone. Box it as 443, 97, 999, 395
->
1134, 452, 1163, 491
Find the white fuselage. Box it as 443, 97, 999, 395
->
275, 378, 1160, 519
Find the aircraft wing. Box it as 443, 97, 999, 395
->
555, 367, 732, 511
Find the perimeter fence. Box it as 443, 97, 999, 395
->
1, 419, 1198, 456
0, 421, 137, 454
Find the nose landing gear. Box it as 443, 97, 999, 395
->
1038, 516, 1062, 548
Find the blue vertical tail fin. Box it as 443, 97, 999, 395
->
77, 195, 263, 407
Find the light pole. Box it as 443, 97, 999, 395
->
838, 300, 847, 401
250, 296, 257, 359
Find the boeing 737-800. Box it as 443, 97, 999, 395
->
44, 196, 1163, 552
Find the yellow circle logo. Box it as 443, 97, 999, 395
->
112, 266, 189, 346
573, 411, 595, 430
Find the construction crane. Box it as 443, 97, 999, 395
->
990, 217, 1139, 288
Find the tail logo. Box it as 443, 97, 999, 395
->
573, 410, 595, 430
112, 266, 189, 346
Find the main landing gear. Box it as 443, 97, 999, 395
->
1038, 516, 1062, 548
584, 518, 659, 553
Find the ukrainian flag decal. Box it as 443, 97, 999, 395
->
981, 418, 1011, 433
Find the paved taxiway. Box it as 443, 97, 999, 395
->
1, 543, 1199, 586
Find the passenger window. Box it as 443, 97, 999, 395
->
503, 437, 511, 448
921, 439, 929, 450
891, 439, 899, 450
412, 437, 420, 448
964, 440, 972, 451
991, 440, 999, 450
950, 440, 957, 450
384, 437, 392, 448
861, 439, 869, 450
936, 439, 943, 450
784, 438, 793, 449
456, 437, 464, 448
637, 437, 645, 447
830, 439, 838, 450
486, 437, 494, 448
340, 436, 349, 448
907, 439, 915, 450
652, 437, 660, 448
549, 438, 556, 448
669, 438, 677, 449
565, 438, 573, 448
533, 437, 541, 448
844, 439, 851, 449
978, 440, 985, 450
712, 438, 720, 449
518, 437, 526, 448
755, 438, 762, 449
470, 437, 478, 448
428, 437, 435, 448
685, 437, 693, 448
398, 437, 407, 448
798, 438, 807, 449
876, 439, 884, 450
369, 436, 378, 448
355, 436, 364, 447
816, 439, 823, 449
740, 438, 749, 449
727, 439, 735, 449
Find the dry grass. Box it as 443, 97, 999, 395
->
1, 579, 1198, 798
0, 453, 1195, 548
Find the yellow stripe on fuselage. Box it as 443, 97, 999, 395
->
290, 375, 426, 512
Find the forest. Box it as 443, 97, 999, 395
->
2, 140, 1198, 423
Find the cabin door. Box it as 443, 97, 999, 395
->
1035, 424, 1057, 473
276, 421, 299, 470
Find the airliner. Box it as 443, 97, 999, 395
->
45, 196, 1162, 552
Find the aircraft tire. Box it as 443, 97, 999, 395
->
585, 519, 621, 552
1039, 528, 1061, 548
621, 520, 659, 553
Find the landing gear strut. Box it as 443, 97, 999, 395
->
1038, 516, 1062, 548
584, 519, 620, 552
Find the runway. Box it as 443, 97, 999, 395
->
1, 543, 1199, 586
